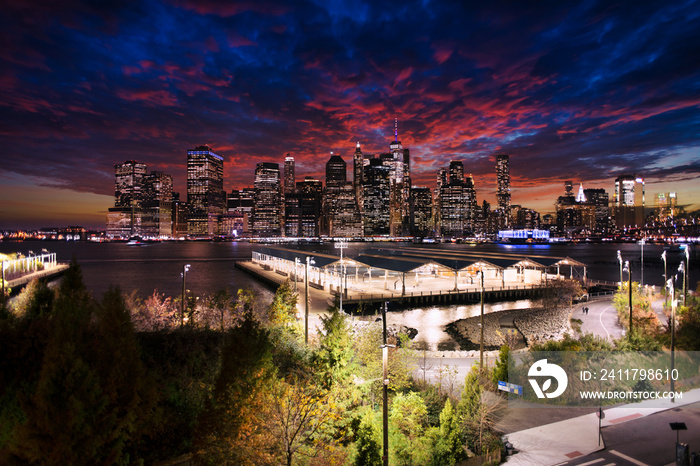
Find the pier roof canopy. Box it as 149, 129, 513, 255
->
354, 254, 429, 273
255, 246, 338, 268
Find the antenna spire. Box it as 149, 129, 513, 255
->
394, 118, 398, 142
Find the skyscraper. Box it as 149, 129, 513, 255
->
353, 142, 363, 211
614, 174, 639, 228
325, 152, 347, 187
253, 162, 281, 236
114, 161, 147, 208
496, 154, 511, 227
187, 145, 225, 236
107, 160, 148, 238
142, 171, 173, 238
284, 155, 295, 194
363, 158, 390, 236
411, 187, 433, 237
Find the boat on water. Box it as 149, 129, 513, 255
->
126, 235, 146, 245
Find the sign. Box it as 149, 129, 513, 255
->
334, 242, 348, 249
498, 381, 523, 395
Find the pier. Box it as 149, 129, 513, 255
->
237, 246, 588, 310
1, 252, 69, 293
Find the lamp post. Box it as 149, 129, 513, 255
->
678, 261, 686, 308
480, 269, 485, 372
617, 250, 623, 289
294, 257, 299, 291
381, 301, 390, 466
305, 256, 315, 344
667, 278, 676, 402
624, 261, 632, 336
640, 238, 645, 288
181, 264, 191, 327
662, 251, 668, 313
683, 245, 690, 306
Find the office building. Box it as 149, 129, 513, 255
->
283, 156, 295, 194
496, 154, 511, 226
253, 162, 281, 237
223, 188, 255, 237
142, 171, 173, 237
613, 174, 642, 228
411, 187, 433, 237
107, 160, 148, 238
187, 145, 225, 236
353, 142, 363, 211
363, 158, 391, 236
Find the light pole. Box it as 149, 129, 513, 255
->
181, 264, 190, 327
617, 250, 623, 289
480, 269, 485, 372
667, 278, 676, 402
381, 301, 390, 466
678, 261, 686, 308
294, 257, 299, 291
683, 245, 690, 306
305, 256, 315, 344
624, 261, 632, 336
662, 251, 668, 313
640, 238, 645, 288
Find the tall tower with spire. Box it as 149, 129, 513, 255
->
353, 141, 364, 212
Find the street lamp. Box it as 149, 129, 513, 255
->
617, 250, 623, 289
305, 256, 315, 345
640, 238, 645, 288
662, 251, 668, 313
181, 264, 191, 327
667, 278, 676, 402
294, 257, 300, 291
678, 261, 686, 307
683, 245, 690, 306
624, 261, 632, 336
480, 269, 485, 372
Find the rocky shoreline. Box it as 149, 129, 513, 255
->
446, 306, 573, 350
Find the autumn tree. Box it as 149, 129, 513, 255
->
315, 305, 354, 388
540, 278, 584, 313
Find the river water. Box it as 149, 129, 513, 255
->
2, 240, 695, 350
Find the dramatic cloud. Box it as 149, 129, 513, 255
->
1, 0, 699, 228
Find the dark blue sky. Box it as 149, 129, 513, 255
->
1, 0, 699, 228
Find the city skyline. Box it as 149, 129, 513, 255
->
1, 1, 700, 229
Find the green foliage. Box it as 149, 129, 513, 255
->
268, 280, 298, 327
419, 383, 449, 427
390, 391, 428, 439
530, 333, 614, 352
0, 283, 153, 465
615, 332, 662, 351
429, 399, 467, 466
194, 309, 277, 464
613, 281, 659, 335
492, 344, 510, 386
10, 279, 54, 319
674, 295, 700, 350
316, 306, 354, 388
458, 365, 482, 420
540, 278, 583, 312
354, 411, 382, 466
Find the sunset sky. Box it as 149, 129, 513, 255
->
1, 0, 699, 229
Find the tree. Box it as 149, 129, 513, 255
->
268, 280, 298, 327
268, 373, 343, 466
9, 279, 54, 319
613, 281, 659, 335
194, 308, 277, 465
316, 306, 354, 388
354, 411, 381, 466
492, 344, 510, 386
429, 399, 466, 466
1, 285, 153, 465
540, 278, 583, 313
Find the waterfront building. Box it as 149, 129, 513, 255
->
613, 174, 642, 228
223, 188, 254, 237
142, 172, 173, 237
584, 188, 611, 233
510, 205, 540, 230
363, 158, 391, 236
172, 193, 189, 238
187, 145, 225, 236
253, 162, 281, 237
496, 154, 511, 227
555, 181, 608, 235
437, 161, 477, 237
322, 153, 347, 235
295, 177, 323, 237
107, 160, 148, 238
411, 187, 433, 237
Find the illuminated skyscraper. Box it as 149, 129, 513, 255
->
325, 152, 347, 187
114, 160, 147, 208
411, 187, 433, 237
613, 174, 640, 228
283, 156, 295, 194
364, 158, 390, 236
496, 154, 511, 222
253, 162, 281, 237
142, 172, 173, 237
187, 145, 225, 236
353, 142, 363, 210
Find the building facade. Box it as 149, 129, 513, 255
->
187, 145, 225, 236
253, 162, 281, 237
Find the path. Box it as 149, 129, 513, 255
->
576, 298, 626, 341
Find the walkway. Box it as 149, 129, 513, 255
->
504, 388, 700, 465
